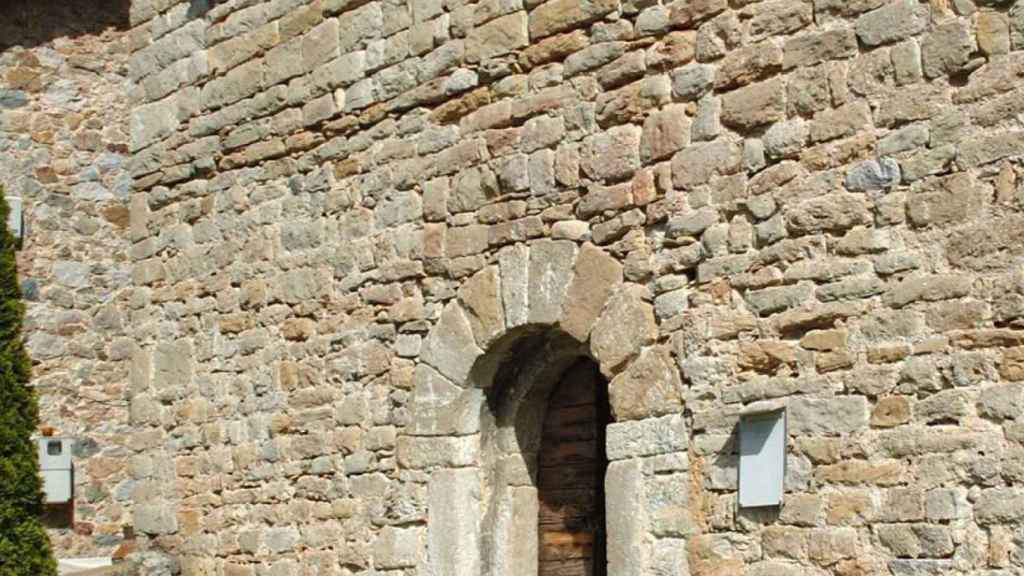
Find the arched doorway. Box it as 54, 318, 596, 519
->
537, 359, 610, 576
411, 243, 688, 576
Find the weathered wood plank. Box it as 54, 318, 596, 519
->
538, 359, 608, 576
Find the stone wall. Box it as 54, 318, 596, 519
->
125, 0, 1024, 574
0, 0, 135, 559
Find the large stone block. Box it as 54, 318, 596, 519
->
467, 12, 529, 62
397, 435, 480, 469
428, 468, 481, 575
499, 244, 531, 328
528, 0, 619, 40
907, 173, 981, 228
527, 240, 577, 325
788, 396, 869, 436
609, 346, 684, 421
458, 266, 506, 349
882, 274, 972, 308
131, 96, 180, 151
591, 284, 658, 372
721, 77, 787, 131
670, 138, 742, 189
581, 124, 643, 182
605, 459, 648, 576
420, 302, 485, 385
978, 383, 1024, 420
946, 214, 1024, 272
373, 526, 423, 569
855, 0, 929, 47
641, 103, 691, 163
135, 501, 178, 535
922, 19, 976, 79
786, 193, 872, 234
409, 364, 483, 436
559, 243, 623, 342
607, 414, 688, 460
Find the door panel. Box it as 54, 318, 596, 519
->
537, 360, 609, 576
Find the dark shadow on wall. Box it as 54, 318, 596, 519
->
0, 0, 131, 51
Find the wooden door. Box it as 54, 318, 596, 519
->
537, 360, 609, 576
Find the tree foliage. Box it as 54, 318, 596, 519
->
0, 189, 57, 576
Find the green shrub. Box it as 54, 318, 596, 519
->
0, 190, 57, 576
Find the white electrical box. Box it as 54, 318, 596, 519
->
6, 196, 22, 239
738, 407, 786, 508
38, 437, 74, 504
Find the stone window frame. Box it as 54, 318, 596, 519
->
402, 241, 690, 576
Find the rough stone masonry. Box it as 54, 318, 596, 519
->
1, 0, 134, 559
10, 0, 1024, 573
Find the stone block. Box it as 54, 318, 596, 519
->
420, 302, 485, 385
721, 77, 787, 131
956, 130, 1024, 169
978, 383, 1024, 420
607, 414, 688, 460
560, 243, 623, 342
135, 501, 178, 535
458, 266, 505, 349
578, 183, 634, 219
609, 346, 684, 421
581, 124, 643, 182
499, 244, 530, 329
715, 42, 783, 90
131, 96, 180, 151
788, 396, 869, 436
591, 284, 657, 372
397, 435, 479, 469
811, 101, 872, 143
671, 62, 715, 101
763, 119, 808, 160
528, 0, 619, 40
668, 0, 728, 28
467, 12, 529, 62
876, 524, 953, 558
871, 396, 912, 428
527, 240, 577, 325
409, 364, 483, 436
428, 468, 481, 575
907, 173, 981, 228
373, 526, 423, 569
855, 0, 929, 47
606, 459, 647, 576
641, 103, 691, 163
745, 284, 814, 316
671, 138, 742, 189
786, 193, 872, 235
845, 158, 900, 192
783, 28, 858, 69
882, 274, 972, 309
922, 19, 976, 79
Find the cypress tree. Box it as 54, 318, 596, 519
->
0, 190, 57, 576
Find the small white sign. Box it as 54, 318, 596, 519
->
6, 196, 23, 239
738, 408, 786, 508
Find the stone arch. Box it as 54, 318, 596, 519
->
404, 240, 689, 576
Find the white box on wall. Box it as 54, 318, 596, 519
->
38, 437, 74, 504
738, 407, 786, 508
6, 196, 22, 240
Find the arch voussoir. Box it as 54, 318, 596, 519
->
458, 264, 505, 350
419, 300, 483, 386
589, 283, 658, 377
557, 242, 624, 343
525, 239, 578, 326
